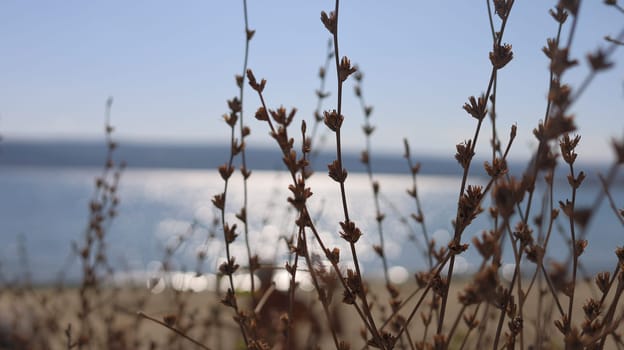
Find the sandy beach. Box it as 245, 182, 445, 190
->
0, 275, 618, 349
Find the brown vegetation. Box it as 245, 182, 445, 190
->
1, 0, 624, 349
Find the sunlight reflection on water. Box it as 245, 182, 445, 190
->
125, 169, 477, 290
96, 169, 471, 291
1, 167, 622, 288
120, 169, 466, 272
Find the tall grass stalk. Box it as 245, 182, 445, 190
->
3, 1, 624, 349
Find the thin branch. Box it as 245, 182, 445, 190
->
137, 311, 212, 350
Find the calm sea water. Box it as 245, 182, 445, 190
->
0, 166, 622, 286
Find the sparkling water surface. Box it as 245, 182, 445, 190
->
1, 166, 622, 288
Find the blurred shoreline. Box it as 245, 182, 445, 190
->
0, 140, 618, 179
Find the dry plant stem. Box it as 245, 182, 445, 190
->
492, 257, 518, 350
575, 163, 620, 243
563, 6, 579, 55
303, 208, 375, 334
265, 122, 304, 346
310, 39, 333, 148
541, 170, 558, 249
370, 256, 450, 338
519, 12, 563, 232
299, 227, 342, 349
380, 191, 427, 254
533, 184, 558, 345
421, 313, 430, 346
438, 0, 516, 339
535, 276, 545, 348
564, 161, 580, 332
286, 229, 302, 348
446, 304, 467, 341
254, 283, 276, 315
493, 223, 525, 350
77, 98, 124, 346
339, 77, 384, 349
540, 263, 566, 316
438, 112, 494, 333
527, 22, 622, 226
513, 235, 527, 348
438, 134, 521, 348
211, 3, 255, 344
217, 102, 250, 345
490, 76, 500, 161
331, 34, 350, 221
484, 2, 500, 159
327, 0, 383, 345
395, 254, 453, 342
239, 0, 256, 302
286, 128, 340, 349
394, 285, 436, 344
599, 279, 624, 348
523, 163, 565, 322
445, 259, 491, 344
377, 285, 423, 332
356, 258, 450, 350
296, 132, 341, 350
599, 173, 624, 226
605, 35, 624, 45
457, 304, 481, 350
542, 20, 565, 126
593, 264, 622, 331
433, 130, 516, 341
485, 0, 496, 42
524, 186, 559, 346
523, 13, 584, 206
158, 225, 200, 346
404, 139, 433, 269
137, 311, 212, 350
596, 312, 624, 348
356, 75, 390, 286
526, 204, 569, 320
248, 82, 378, 343
569, 27, 624, 102
403, 326, 416, 350
439, 65, 500, 336
475, 303, 492, 348
65, 324, 74, 349
358, 163, 500, 344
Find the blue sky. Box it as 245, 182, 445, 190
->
1, 1, 622, 161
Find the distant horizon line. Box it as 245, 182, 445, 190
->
0, 139, 616, 179
1, 136, 443, 158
